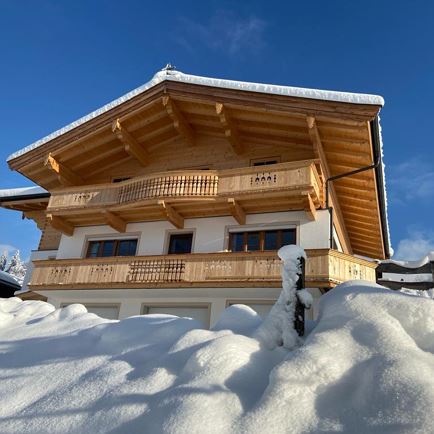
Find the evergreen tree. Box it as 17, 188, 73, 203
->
0, 252, 7, 271
5, 250, 27, 283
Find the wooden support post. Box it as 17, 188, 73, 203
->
112, 119, 150, 166
228, 198, 245, 225
162, 96, 196, 146
46, 214, 74, 236
44, 153, 84, 186
303, 193, 317, 221
158, 200, 184, 229
103, 210, 126, 233
215, 102, 244, 154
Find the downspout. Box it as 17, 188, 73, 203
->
325, 118, 382, 250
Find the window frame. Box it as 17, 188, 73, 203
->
228, 228, 297, 252
167, 232, 194, 255
164, 229, 196, 255
85, 238, 138, 258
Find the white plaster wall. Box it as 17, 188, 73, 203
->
56, 210, 330, 259
39, 286, 323, 326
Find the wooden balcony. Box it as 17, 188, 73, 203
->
46, 160, 324, 230
29, 249, 376, 290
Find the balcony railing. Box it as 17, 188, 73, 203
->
29, 249, 376, 290
47, 160, 323, 212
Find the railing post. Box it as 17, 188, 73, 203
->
294, 256, 305, 337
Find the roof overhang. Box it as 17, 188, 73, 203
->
4, 69, 389, 259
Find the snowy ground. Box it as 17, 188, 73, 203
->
1, 282, 434, 433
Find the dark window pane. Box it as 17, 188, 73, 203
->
281, 229, 296, 247
264, 230, 278, 250
253, 160, 278, 166
247, 232, 261, 251
87, 241, 100, 258
231, 233, 244, 252
101, 241, 115, 257
169, 233, 193, 254
118, 239, 137, 256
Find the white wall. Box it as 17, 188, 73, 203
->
40, 286, 323, 326
56, 210, 330, 259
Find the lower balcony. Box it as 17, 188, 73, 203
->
29, 249, 377, 290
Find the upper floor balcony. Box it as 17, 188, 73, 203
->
46, 160, 324, 234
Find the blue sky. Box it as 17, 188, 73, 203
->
0, 0, 433, 261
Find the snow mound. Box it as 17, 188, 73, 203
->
1, 283, 434, 433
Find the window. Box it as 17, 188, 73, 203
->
251, 157, 280, 167
112, 177, 131, 183
168, 233, 193, 254
229, 229, 296, 252
86, 239, 138, 258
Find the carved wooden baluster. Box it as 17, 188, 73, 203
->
193, 176, 198, 196
199, 175, 203, 195
166, 176, 170, 197
184, 176, 189, 195
161, 177, 167, 197
173, 260, 179, 281
176, 175, 180, 196
161, 177, 166, 197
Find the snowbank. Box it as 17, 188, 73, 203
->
1, 282, 434, 433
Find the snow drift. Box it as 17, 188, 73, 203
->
1, 282, 434, 433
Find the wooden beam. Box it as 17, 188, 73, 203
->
307, 115, 354, 254
306, 116, 329, 179
112, 119, 150, 166
228, 198, 246, 225
158, 200, 184, 229
215, 103, 244, 154
162, 96, 196, 146
102, 210, 126, 233
303, 193, 317, 221
47, 214, 74, 236
44, 153, 84, 186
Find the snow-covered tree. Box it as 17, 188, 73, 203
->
5, 250, 27, 284
0, 252, 7, 271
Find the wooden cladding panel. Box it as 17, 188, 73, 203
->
29, 249, 377, 290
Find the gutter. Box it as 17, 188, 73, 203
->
0, 192, 50, 204
325, 115, 390, 259
370, 117, 391, 258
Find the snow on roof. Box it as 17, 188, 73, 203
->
0, 186, 48, 199
1, 281, 434, 432
0, 269, 21, 287
382, 251, 434, 269
7, 67, 385, 162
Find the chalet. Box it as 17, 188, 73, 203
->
0, 66, 390, 325
376, 253, 434, 291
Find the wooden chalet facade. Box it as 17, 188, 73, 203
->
0, 67, 389, 325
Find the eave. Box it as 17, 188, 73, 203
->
4, 69, 389, 259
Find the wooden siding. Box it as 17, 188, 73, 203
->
29, 249, 377, 290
